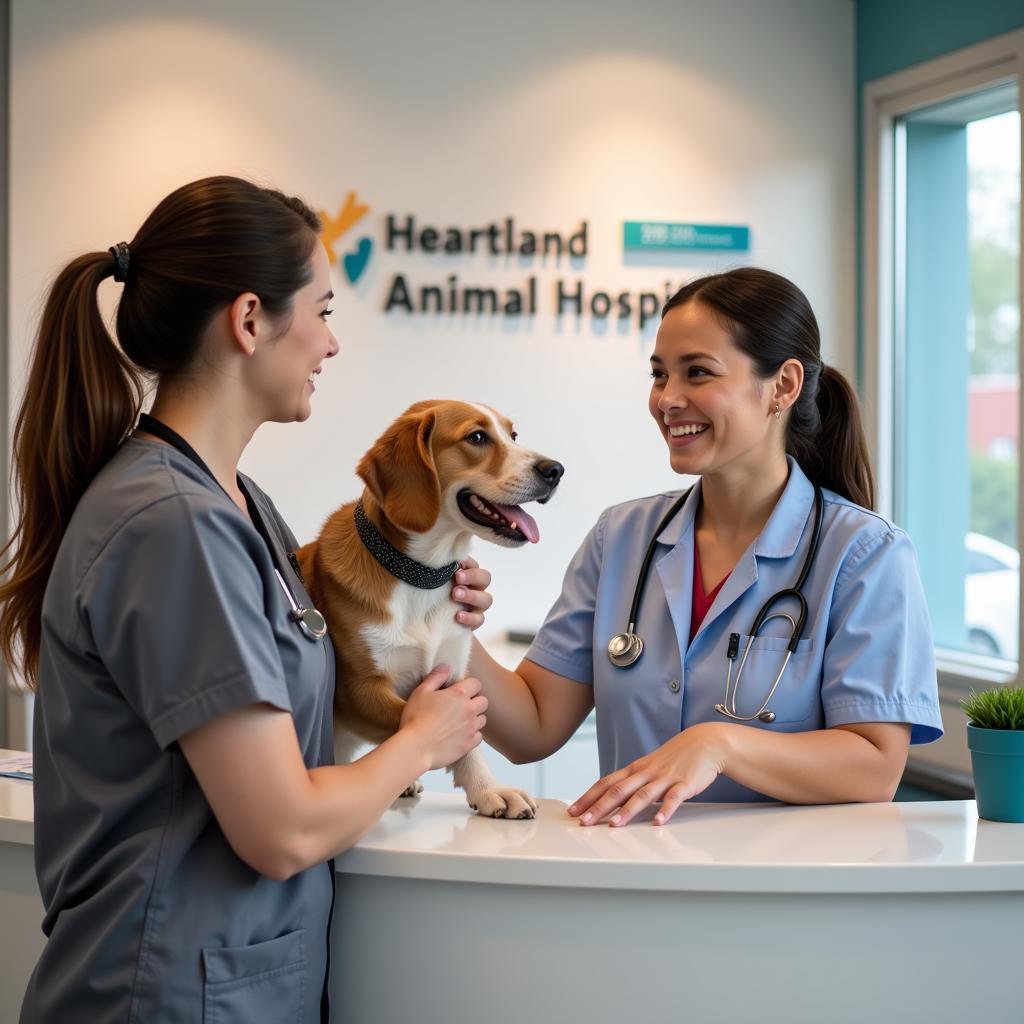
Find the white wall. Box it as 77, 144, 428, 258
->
8, 0, 855, 649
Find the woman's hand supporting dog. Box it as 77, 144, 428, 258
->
456, 556, 595, 767
179, 665, 486, 881
400, 666, 488, 770
451, 556, 493, 629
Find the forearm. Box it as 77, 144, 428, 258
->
468, 638, 544, 761
712, 722, 904, 804
287, 729, 431, 875
469, 638, 589, 764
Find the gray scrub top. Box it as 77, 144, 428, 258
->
21, 438, 336, 1024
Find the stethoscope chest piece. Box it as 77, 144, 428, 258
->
605, 490, 692, 670
607, 631, 644, 668
292, 606, 328, 642
275, 569, 328, 643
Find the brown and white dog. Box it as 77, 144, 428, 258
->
295, 400, 564, 818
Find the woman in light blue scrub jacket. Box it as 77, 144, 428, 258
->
0, 176, 491, 1023
471, 268, 943, 825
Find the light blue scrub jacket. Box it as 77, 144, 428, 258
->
526, 458, 943, 802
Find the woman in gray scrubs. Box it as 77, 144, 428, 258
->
0, 176, 491, 1022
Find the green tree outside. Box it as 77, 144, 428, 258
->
971, 452, 1018, 546
967, 114, 1018, 552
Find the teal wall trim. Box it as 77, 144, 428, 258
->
856, 0, 1024, 411
857, 0, 1024, 84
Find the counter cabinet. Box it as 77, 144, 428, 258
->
333, 793, 1020, 1024
3, 761, 1023, 1023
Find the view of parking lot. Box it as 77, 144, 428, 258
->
964, 110, 1020, 661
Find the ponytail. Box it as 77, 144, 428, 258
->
663, 267, 876, 510
0, 253, 143, 688
788, 364, 874, 510
0, 176, 321, 690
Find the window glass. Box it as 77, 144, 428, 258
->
899, 95, 1019, 663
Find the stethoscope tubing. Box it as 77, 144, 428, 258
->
607, 490, 691, 668
624, 491, 691, 633
607, 483, 826, 723
718, 611, 795, 722
137, 413, 327, 645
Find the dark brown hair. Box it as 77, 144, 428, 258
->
663, 267, 874, 509
0, 176, 321, 688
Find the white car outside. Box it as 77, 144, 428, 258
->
964, 532, 1019, 660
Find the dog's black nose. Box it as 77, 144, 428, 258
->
534, 460, 565, 486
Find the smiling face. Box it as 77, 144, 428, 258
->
256, 240, 339, 423
649, 300, 783, 481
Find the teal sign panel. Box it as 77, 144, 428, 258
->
623, 221, 750, 252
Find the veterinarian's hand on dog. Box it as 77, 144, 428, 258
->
451, 557, 493, 630
401, 665, 489, 770
568, 723, 729, 827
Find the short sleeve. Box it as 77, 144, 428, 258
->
524, 512, 607, 684
822, 528, 943, 744
78, 492, 292, 749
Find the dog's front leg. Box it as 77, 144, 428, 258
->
449, 748, 538, 819
339, 679, 424, 797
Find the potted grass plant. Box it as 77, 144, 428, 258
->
962, 686, 1024, 822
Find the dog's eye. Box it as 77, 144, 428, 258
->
510, 431, 518, 442
465, 431, 489, 446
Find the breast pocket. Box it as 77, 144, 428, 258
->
730, 634, 819, 726
202, 928, 306, 1024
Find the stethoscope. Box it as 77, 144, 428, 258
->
272, 568, 329, 643
607, 484, 825, 724
135, 413, 328, 643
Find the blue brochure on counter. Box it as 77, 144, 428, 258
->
0, 753, 32, 780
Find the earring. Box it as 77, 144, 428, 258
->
774, 403, 782, 420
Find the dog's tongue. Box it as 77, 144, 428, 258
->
493, 501, 540, 544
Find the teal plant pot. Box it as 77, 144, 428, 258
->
967, 723, 1024, 823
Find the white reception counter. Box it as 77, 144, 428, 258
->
3, 755, 1024, 1023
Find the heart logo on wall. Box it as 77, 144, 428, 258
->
343, 237, 373, 284
318, 191, 373, 285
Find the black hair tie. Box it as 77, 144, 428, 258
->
108, 242, 130, 283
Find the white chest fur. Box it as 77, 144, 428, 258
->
359, 583, 471, 696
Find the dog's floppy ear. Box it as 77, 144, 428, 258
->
357, 409, 440, 533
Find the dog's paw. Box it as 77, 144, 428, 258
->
471, 788, 538, 820
400, 779, 424, 798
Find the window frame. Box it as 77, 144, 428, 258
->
863, 28, 1024, 792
